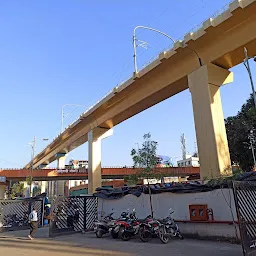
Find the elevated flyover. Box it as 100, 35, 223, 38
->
24, 0, 256, 191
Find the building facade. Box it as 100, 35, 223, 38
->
177, 155, 200, 167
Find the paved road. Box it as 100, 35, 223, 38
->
0, 228, 243, 256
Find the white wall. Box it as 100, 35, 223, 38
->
178, 222, 239, 240
97, 188, 239, 240
98, 189, 237, 221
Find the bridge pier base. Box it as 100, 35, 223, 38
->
55, 156, 66, 196
41, 181, 47, 194
188, 63, 233, 179
88, 127, 113, 194
0, 184, 5, 199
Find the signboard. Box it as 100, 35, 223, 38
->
143, 179, 161, 185
56, 169, 88, 174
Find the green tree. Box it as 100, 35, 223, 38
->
127, 133, 162, 217
225, 94, 256, 171
11, 182, 25, 198
33, 186, 41, 197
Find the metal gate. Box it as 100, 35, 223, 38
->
49, 195, 98, 237
0, 198, 44, 232
233, 181, 256, 256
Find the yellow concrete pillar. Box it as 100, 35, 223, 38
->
56, 156, 66, 196
88, 127, 113, 194
41, 181, 47, 194
0, 184, 5, 199
47, 181, 51, 197
188, 63, 233, 179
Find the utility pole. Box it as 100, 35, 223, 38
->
29, 136, 36, 197
243, 47, 256, 108
249, 130, 256, 167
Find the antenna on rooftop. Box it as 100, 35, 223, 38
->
181, 133, 186, 160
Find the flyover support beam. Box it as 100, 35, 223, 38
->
188, 63, 233, 179
55, 155, 66, 196
41, 181, 47, 194
40, 164, 49, 194
88, 127, 113, 194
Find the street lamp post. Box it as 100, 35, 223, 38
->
243, 130, 256, 168
133, 26, 202, 74
61, 104, 85, 132
243, 47, 256, 108
133, 26, 175, 74
29, 136, 36, 197
249, 130, 256, 167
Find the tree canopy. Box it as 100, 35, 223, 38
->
11, 182, 25, 198
225, 94, 256, 171
127, 133, 162, 184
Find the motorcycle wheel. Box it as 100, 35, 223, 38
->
139, 226, 151, 242
111, 230, 118, 239
96, 230, 103, 238
119, 226, 130, 241
159, 226, 169, 244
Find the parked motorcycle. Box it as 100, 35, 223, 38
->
3, 213, 26, 228
110, 210, 130, 239
158, 208, 184, 244
94, 212, 116, 238
138, 215, 161, 242
117, 209, 140, 241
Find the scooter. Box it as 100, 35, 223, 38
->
158, 208, 184, 244
94, 212, 116, 238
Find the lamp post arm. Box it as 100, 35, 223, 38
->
133, 26, 175, 43
133, 26, 175, 74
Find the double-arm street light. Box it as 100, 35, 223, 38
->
133, 26, 202, 74
61, 104, 85, 132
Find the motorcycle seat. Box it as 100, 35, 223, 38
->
158, 218, 168, 224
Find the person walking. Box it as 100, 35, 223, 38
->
28, 207, 38, 240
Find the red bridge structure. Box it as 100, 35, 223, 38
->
0, 167, 200, 181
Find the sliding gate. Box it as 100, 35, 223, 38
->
233, 181, 256, 256
49, 195, 98, 237
0, 198, 44, 232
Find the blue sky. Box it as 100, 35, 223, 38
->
0, 0, 255, 168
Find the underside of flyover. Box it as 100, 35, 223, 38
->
22, 0, 256, 192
